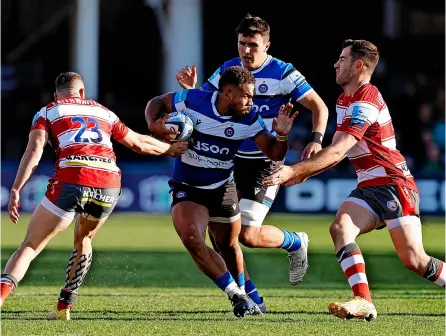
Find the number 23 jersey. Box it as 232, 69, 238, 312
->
30, 97, 129, 188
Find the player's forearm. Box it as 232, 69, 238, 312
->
291, 145, 343, 178
137, 135, 170, 156
264, 136, 288, 161
311, 104, 329, 135
12, 147, 44, 192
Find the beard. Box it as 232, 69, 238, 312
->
336, 68, 356, 86
228, 101, 250, 118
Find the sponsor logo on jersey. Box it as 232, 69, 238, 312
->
350, 105, 371, 127
193, 141, 230, 155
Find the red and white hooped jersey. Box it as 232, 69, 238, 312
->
31, 97, 129, 188
336, 83, 418, 191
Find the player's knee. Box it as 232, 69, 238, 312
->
239, 226, 260, 248
178, 225, 205, 253
329, 219, 346, 241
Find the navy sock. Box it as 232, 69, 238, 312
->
279, 230, 301, 252
213, 271, 235, 291
245, 279, 262, 304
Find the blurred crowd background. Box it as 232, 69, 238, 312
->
2, 0, 444, 180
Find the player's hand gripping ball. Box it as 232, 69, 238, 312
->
164, 112, 194, 141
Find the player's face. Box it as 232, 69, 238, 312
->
228, 83, 255, 117
238, 34, 270, 70
334, 47, 356, 86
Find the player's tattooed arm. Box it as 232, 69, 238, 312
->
145, 92, 179, 141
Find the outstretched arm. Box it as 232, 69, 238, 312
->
117, 129, 188, 157
263, 131, 357, 187
9, 129, 48, 223
254, 103, 298, 161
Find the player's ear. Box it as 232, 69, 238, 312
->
265, 41, 270, 52
79, 87, 85, 99
223, 87, 232, 101
53, 92, 58, 101
355, 59, 364, 72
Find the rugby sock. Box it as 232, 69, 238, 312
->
237, 272, 246, 293
337, 243, 372, 302
423, 257, 446, 288
245, 279, 262, 305
0, 274, 18, 306
58, 248, 92, 310
213, 271, 243, 299
279, 230, 301, 252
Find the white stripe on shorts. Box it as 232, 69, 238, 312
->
386, 215, 421, 230
209, 213, 241, 224
345, 197, 380, 220
40, 196, 76, 220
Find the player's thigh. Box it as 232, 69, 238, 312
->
25, 181, 89, 251
22, 203, 73, 253
234, 157, 281, 227
208, 180, 241, 247
382, 186, 424, 257
79, 186, 121, 239
170, 182, 210, 240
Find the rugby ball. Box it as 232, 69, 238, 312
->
164, 112, 194, 141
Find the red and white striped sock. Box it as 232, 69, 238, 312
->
423, 257, 446, 288
336, 242, 372, 302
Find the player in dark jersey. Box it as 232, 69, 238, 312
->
176, 15, 329, 309
146, 66, 298, 318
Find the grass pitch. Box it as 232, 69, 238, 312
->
1, 213, 444, 335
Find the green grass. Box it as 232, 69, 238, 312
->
1, 213, 445, 335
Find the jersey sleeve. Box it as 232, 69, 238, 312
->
200, 65, 223, 91
171, 89, 190, 112
110, 111, 129, 141
247, 114, 269, 139
337, 102, 380, 140
280, 64, 313, 101
30, 107, 49, 132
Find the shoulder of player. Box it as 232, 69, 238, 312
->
181, 89, 214, 106
353, 83, 385, 109
267, 57, 301, 80
221, 57, 243, 70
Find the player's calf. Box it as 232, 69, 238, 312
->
388, 217, 446, 288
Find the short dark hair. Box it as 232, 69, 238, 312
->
55, 72, 84, 91
342, 39, 380, 72
235, 13, 270, 40
218, 66, 256, 92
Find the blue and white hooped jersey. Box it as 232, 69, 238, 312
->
202, 55, 313, 159
171, 89, 268, 189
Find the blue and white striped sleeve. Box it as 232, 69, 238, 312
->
280, 64, 313, 101
171, 89, 189, 112
248, 115, 269, 139
201, 65, 223, 91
